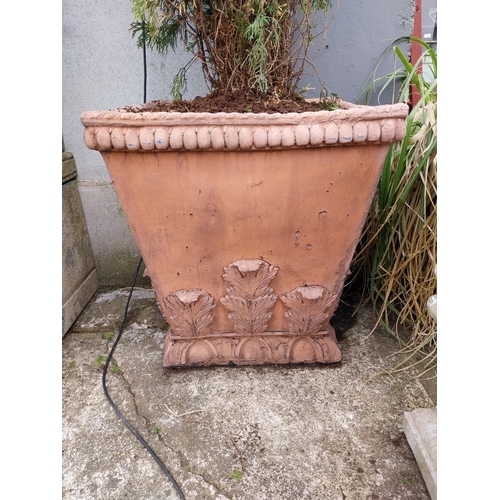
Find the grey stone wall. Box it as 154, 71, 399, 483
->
62, 0, 415, 285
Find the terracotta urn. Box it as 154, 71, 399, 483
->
81, 100, 408, 367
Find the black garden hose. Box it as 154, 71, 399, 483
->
102, 257, 186, 500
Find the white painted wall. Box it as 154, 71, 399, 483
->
62, 0, 415, 285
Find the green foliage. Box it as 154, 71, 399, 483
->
351, 37, 437, 374
319, 85, 340, 110
400, 477, 412, 487
94, 356, 107, 365
130, 0, 333, 99
94, 354, 121, 373
229, 468, 243, 481
171, 66, 189, 101
154, 426, 163, 437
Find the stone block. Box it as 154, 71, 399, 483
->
403, 406, 437, 500
62, 152, 99, 335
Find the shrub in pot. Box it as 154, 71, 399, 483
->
81, 0, 409, 367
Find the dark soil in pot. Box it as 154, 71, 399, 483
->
122, 90, 336, 114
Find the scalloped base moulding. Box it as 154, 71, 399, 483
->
82, 100, 408, 367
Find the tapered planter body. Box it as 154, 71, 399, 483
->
82, 100, 408, 367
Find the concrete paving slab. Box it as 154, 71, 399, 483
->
403, 407, 437, 500
63, 288, 436, 500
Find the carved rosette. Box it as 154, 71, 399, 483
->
220, 259, 279, 335
161, 261, 342, 367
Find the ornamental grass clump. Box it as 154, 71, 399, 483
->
130, 0, 334, 100
351, 37, 437, 377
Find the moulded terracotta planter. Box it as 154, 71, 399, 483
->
81, 100, 408, 367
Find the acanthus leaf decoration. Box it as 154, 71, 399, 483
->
163, 289, 215, 338
280, 286, 337, 335
222, 259, 279, 299
220, 259, 279, 335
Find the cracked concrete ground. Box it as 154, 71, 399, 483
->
62, 288, 436, 500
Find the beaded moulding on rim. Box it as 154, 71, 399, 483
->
81, 101, 409, 153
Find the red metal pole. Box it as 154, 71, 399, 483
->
410, 0, 422, 108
